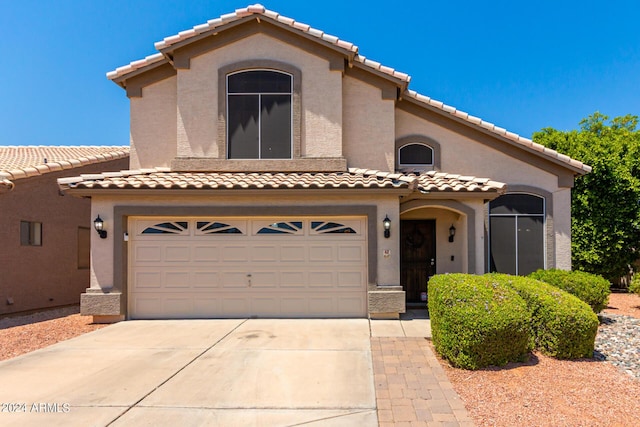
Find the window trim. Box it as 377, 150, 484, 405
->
395, 135, 441, 171
218, 60, 302, 160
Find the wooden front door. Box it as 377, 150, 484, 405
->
400, 220, 436, 303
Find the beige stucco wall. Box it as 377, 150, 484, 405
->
175, 33, 343, 159
553, 188, 572, 270
130, 76, 177, 169
0, 158, 129, 315
395, 108, 574, 271
395, 109, 557, 189
343, 76, 395, 171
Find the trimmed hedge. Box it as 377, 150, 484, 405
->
428, 274, 531, 370
490, 273, 599, 359
529, 269, 610, 313
630, 274, 640, 295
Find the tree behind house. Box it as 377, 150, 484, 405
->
533, 113, 640, 282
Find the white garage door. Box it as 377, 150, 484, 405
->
128, 217, 368, 319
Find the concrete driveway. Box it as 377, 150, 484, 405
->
0, 319, 377, 426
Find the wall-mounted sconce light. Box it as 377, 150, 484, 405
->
94, 215, 107, 239
383, 215, 391, 238
448, 224, 456, 243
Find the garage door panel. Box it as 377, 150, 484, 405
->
309, 246, 334, 262
280, 245, 306, 262
164, 298, 192, 316
222, 298, 250, 315
222, 246, 250, 262
193, 271, 220, 288
338, 245, 364, 262
193, 246, 220, 262
338, 296, 366, 315
165, 272, 190, 288
165, 246, 190, 262
133, 271, 162, 289
338, 271, 365, 288
280, 271, 305, 287
193, 298, 222, 314
308, 271, 334, 288
221, 271, 248, 288
134, 246, 163, 262
132, 297, 162, 318
129, 217, 367, 318
251, 271, 278, 288
251, 245, 279, 262
251, 296, 281, 314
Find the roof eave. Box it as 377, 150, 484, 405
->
401, 94, 591, 176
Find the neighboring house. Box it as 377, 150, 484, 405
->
0, 146, 129, 315
58, 5, 590, 322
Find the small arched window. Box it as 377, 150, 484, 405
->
227, 70, 292, 159
398, 143, 434, 167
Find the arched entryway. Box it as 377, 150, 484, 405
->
400, 200, 473, 305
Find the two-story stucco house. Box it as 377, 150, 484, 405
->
58, 5, 590, 322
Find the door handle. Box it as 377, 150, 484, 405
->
430, 258, 435, 266
247, 273, 252, 287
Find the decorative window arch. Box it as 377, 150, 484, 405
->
395, 135, 441, 171
218, 60, 302, 160
489, 193, 546, 275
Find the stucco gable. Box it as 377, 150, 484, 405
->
106, 4, 589, 177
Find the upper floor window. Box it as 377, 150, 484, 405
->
227, 70, 292, 159
398, 143, 434, 167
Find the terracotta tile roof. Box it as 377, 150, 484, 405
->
107, 4, 410, 84
414, 171, 507, 193
0, 146, 130, 191
403, 91, 592, 174
57, 167, 506, 196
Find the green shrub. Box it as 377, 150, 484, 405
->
491, 273, 599, 359
428, 274, 531, 370
529, 269, 610, 313
630, 274, 640, 295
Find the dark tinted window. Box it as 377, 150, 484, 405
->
490, 194, 544, 215
227, 70, 292, 159
228, 70, 291, 93
399, 144, 433, 165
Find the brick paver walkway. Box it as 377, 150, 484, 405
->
370, 337, 474, 427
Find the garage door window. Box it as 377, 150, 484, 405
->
311, 221, 356, 234
142, 222, 189, 235
197, 221, 244, 234
257, 221, 303, 234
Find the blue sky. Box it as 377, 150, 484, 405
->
1, 0, 638, 147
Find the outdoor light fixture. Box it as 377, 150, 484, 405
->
383, 215, 391, 238
449, 224, 456, 243
94, 215, 107, 239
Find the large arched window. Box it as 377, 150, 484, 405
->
489, 193, 545, 275
227, 70, 292, 159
